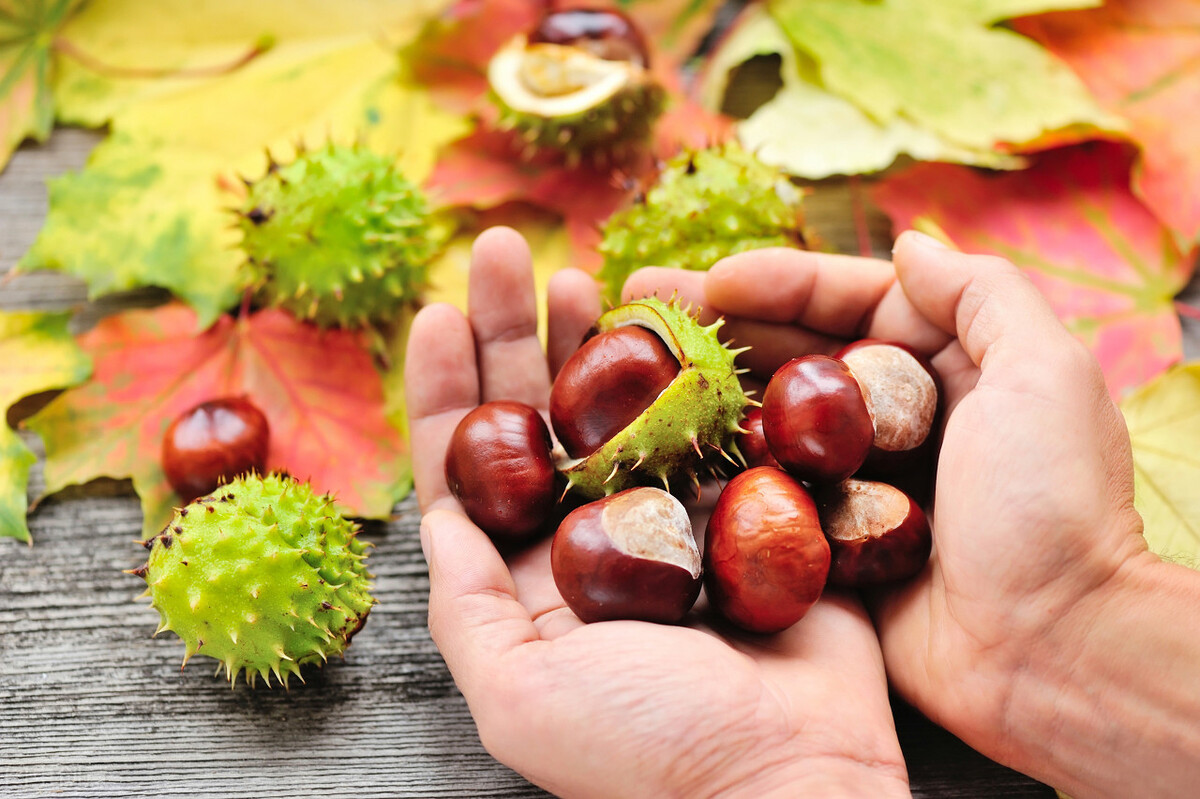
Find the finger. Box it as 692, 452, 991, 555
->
894, 232, 1072, 368
469, 227, 552, 408
718, 318, 844, 379
706, 248, 953, 355
621, 267, 714, 321
405, 303, 480, 512
422, 509, 540, 691
547, 268, 602, 378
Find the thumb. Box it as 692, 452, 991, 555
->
422, 509, 539, 691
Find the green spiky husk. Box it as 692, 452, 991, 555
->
138, 473, 374, 687
493, 80, 666, 163
238, 143, 438, 329
558, 297, 749, 499
597, 142, 807, 302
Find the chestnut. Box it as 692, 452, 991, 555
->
551, 487, 701, 624
704, 467, 830, 634
528, 8, 650, 67
550, 326, 679, 458
814, 479, 931, 586
736, 406, 780, 470
162, 396, 269, 503
835, 339, 941, 472
445, 400, 557, 542
760, 355, 873, 484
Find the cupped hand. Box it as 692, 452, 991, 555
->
624, 231, 1153, 792
404, 227, 910, 799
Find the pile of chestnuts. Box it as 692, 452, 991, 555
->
445, 310, 941, 636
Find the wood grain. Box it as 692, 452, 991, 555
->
6, 125, 1190, 798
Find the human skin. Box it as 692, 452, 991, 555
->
624, 230, 1200, 799
405, 227, 910, 799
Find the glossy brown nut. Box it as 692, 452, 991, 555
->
551, 487, 701, 624
704, 467, 830, 634
529, 8, 650, 67
550, 326, 679, 458
835, 339, 941, 473
162, 396, 269, 503
761, 355, 873, 484
445, 400, 557, 542
736, 407, 780, 470
815, 479, 931, 586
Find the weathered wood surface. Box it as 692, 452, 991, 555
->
2, 129, 1196, 799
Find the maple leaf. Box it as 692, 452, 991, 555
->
1120, 362, 1200, 570
1013, 0, 1200, 247
17, 0, 469, 328
764, 0, 1121, 156
699, 3, 1025, 178
0, 311, 91, 543
0, 0, 84, 172
25, 303, 409, 539
873, 141, 1198, 400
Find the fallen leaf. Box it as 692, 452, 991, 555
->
873, 141, 1197, 399
0, 311, 92, 542
0, 0, 84, 171
699, 3, 1024, 178
767, 0, 1122, 153
1013, 0, 1200, 246
1120, 362, 1200, 569
19, 0, 468, 328
425, 130, 642, 273
26, 304, 409, 538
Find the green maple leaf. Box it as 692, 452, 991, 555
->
0, 0, 84, 171
17, 0, 468, 328
1120, 363, 1200, 570
0, 311, 92, 543
766, 0, 1123, 154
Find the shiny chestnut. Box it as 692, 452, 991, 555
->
529, 8, 650, 67
835, 339, 941, 473
814, 479, 931, 586
445, 400, 557, 542
736, 406, 780, 470
704, 467, 830, 634
761, 355, 873, 484
550, 326, 679, 458
162, 396, 269, 503
552, 487, 701, 624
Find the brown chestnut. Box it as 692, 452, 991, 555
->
550, 326, 679, 458
162, 396, 269, 503
704, 467, 830, 634
551, 487, 701, 624
836, 339, 941, 472
445, 400, 557, 542
736, 406, 780, 470
761, 355, 873, 484
814, 479, 931, 586
529, 8, 650, 67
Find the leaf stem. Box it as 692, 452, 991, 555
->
52, 34, 274, 80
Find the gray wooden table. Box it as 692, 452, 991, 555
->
3, 130, 1196, 798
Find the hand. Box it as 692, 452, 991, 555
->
405, 227, 910, 798
625, 231, 1200, 798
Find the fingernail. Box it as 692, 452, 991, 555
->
904, 231, 949, 251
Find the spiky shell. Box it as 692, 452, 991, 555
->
238, 143, 438, 329
488, 36, 665, 164
134, 473, 374, 687
558, 297, 750, 499
597, 142, 808, 302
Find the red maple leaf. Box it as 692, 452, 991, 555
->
1013, 0, 1200, 246
27, 303, 409, 537
873, 141, 1198, 399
